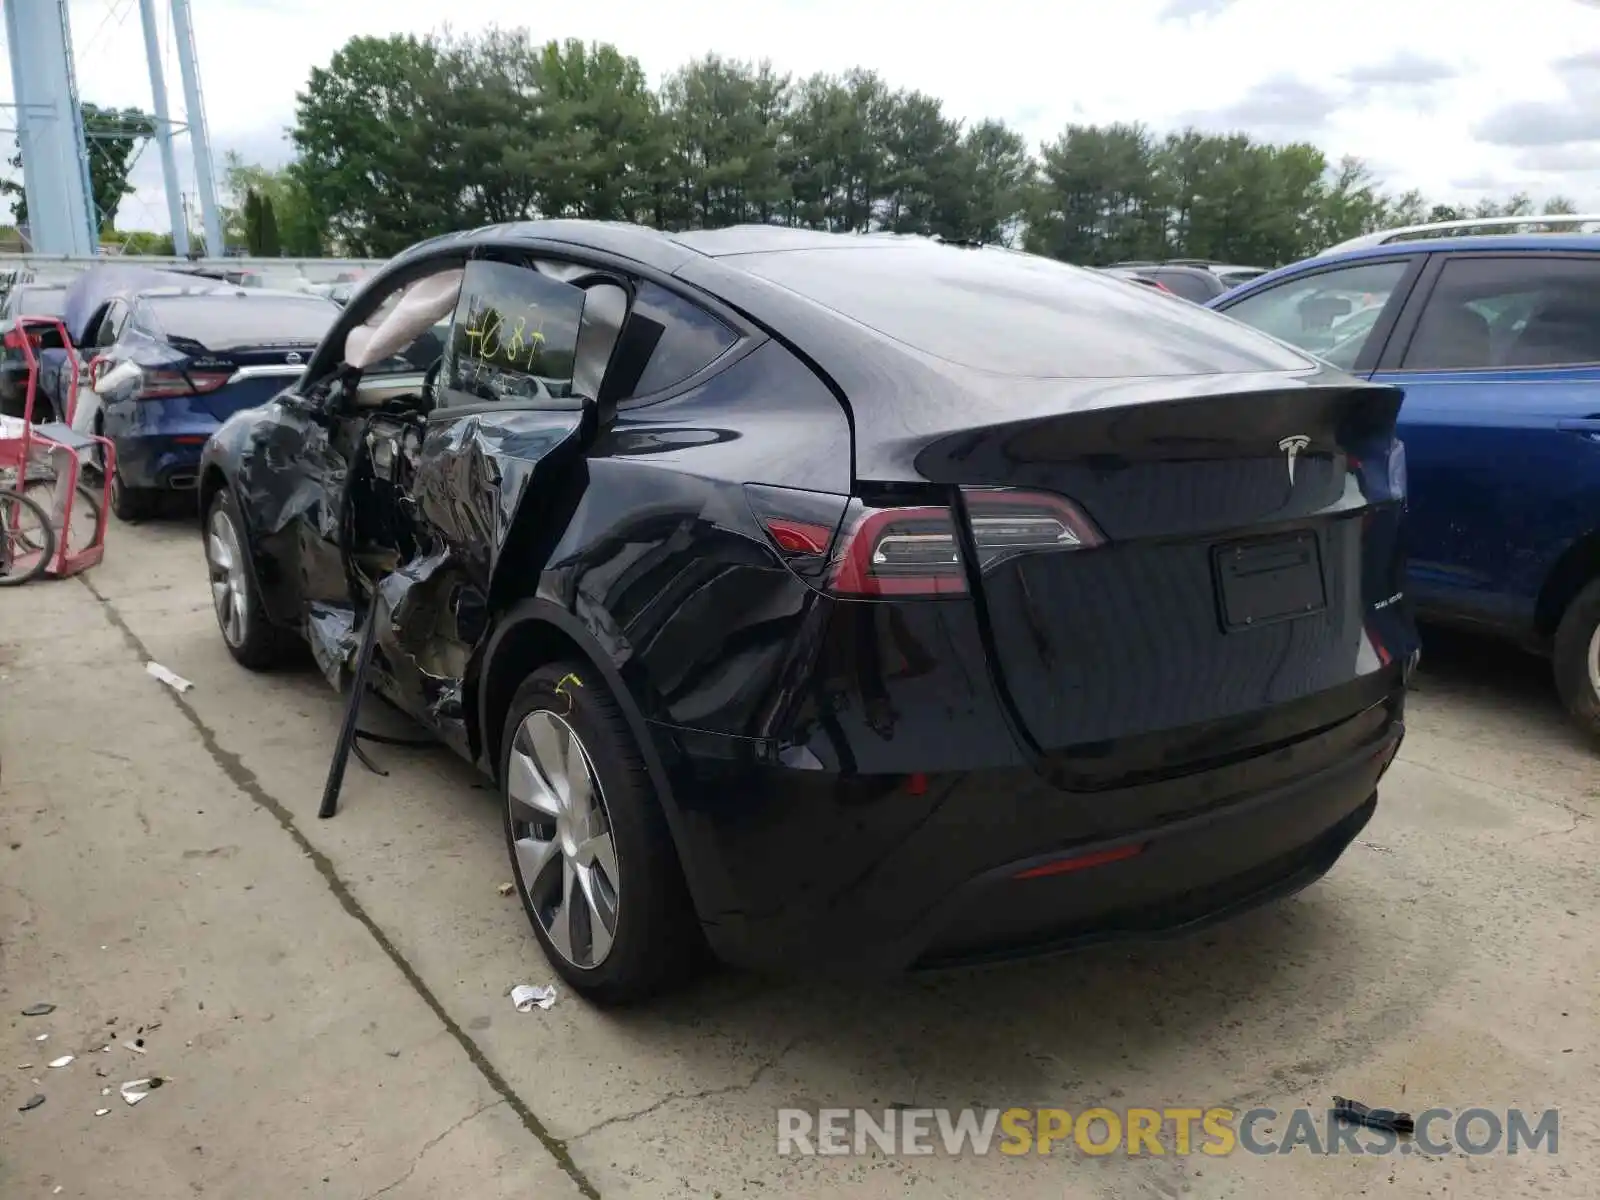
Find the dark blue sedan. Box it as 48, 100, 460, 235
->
1209, 224, 1600, 735
72, 278, 339, 520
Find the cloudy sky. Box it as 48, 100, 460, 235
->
9, 0, 1600, 232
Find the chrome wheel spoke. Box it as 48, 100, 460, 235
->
527, 716, 570, 809
506, 747, 561, 821
547, 858, 578, 963
576, 831, 619, 890
513, 831, 561, 893
508, 707, 621, 969
577, 867, 616, 963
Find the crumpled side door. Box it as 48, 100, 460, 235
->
350, 256, 622, 749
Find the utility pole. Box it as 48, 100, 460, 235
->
136, 0, 189, 258
168, 0, 223, 256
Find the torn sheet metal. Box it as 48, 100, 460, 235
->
306, 601, 360, 689
409, 412, 586, 599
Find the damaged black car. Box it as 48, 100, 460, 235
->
198, 222, 1418, 1004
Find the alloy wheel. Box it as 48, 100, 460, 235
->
207, 505, 249, 648
506, 709, 621, 969
1588, 622, 1600, 700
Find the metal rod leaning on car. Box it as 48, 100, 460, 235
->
317, 586, 383, 818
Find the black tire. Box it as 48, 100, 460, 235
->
0, 488, 56, 586
110, 464, 158, 523
1553, 577, 1600, 739
500, 662, 704, 1005
204, 486, 294, 670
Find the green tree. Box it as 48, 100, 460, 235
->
243, 188, 283, 255
279, 29, 1595, 267
2, 103, 157, 230
223, 152, 320, 256
291, 34, 459, 255
659, 55, 791, 229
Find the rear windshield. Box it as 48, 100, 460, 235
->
738, 243, 1313, 378
140, 294, 338, 349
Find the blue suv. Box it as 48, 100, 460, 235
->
1209, 223, 1600, 736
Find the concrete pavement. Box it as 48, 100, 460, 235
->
1, 516, 1595, 1198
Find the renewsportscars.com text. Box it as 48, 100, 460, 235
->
777, 1106, 1559, 1157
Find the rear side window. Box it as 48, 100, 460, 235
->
608, 282, 738, 400
737, 243, 1312, 378
1152, 271, 1219, 304
1402, 256, 1600, 370
143, 295, 337, 349
1221, 259, 1411, 371
96, 300, 129, 348
442, 259, 586, 407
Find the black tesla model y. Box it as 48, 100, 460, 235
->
198, 223, 1417, 1003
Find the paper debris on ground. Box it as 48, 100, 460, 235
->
122, 1040, 146, 1054
18, 1094, 45, 1112
145, 661, 194, 693
120, 1079, 151, 1105
47, 1055, 73, 1068
95, 1108, 110, 1116
34, 1033, 48, 1041
497, 882, 515, 897
21, 1003, 56, 1017
511, 984, 557, 1012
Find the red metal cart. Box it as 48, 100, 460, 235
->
0, 314, 114, 580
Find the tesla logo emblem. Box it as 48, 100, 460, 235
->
286, 352, 303, 365
1278, 435, 1310, 485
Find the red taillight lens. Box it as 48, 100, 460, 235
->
137, 368, 231, 399
831, 504, 969, 596
764, 518, 834, 555
828, 488, 1103, 599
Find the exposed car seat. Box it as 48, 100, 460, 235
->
1504, 297, 1600, 367
1411, 303, 1492, 369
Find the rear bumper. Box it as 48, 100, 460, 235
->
659, 699, 1403, 976
104, 397, 218, 490
114, 433, 210, 490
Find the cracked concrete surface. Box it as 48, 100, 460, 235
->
2, 519, 1596, 1198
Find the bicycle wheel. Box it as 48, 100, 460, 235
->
23, 478, 102, 560
0, 487, 56, 586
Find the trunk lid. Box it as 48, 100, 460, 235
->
942, 379, 1409, 771
165, 336, 314, 421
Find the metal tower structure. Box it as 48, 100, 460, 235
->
3, 0, 97, 255
168, 0, 222, 256
137, 0, 189, 257
4, 0, 224, 256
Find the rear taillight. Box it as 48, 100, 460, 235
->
136, 368, 232, 399
828, 488, 1103, 598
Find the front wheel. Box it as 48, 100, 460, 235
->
500, 662, 704, 1005
205, 487, 291, 670
1552, 577, 1600, 739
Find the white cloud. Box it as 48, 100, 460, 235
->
7, 0, 1600, 232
